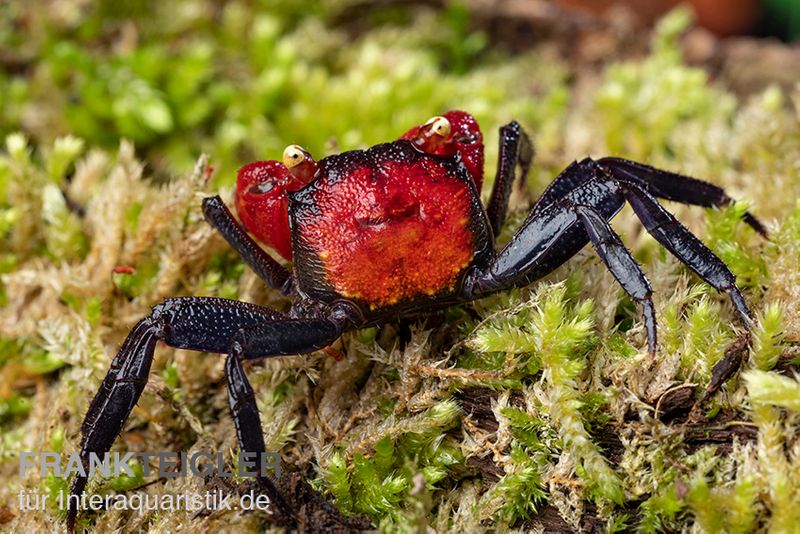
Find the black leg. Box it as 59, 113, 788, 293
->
476, 156, 761, 317
202, 196, 293, 295
232, 319, 341, 360
68, 297, 340, 531
469, 175, 656, 351
622, 183, 753, 325
485, 121, 534, 237
597, 157, 767, 236
221, 319, 342, 525
466, 173, 626, 295
465, 167, 756, 353
528, 159, 596, 220
529, 157, 767, 237
488, 159, 621, 286
489, 157, 626, 283
224, 352, 297, 522
575, 205, 657, 355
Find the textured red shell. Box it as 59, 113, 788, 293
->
290, 141, 482, 309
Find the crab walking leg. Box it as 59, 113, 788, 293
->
203, 196, 293, 295
489, 155, 765, 296
67, 298, 336, 531
623, 183, 753, 325
504, 160, 621, 284
598, 157, 767, 236
485, 121, 534, 236
69, 298, 280, 531
468, 176, 626, 293
575, 205, 657, 355
222, 318, 342, 523
224, 353, 293, 520
529, 158, 766, 237
470, 176, 662, 350
528, 159, 600, 219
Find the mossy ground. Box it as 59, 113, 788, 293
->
1, 2, 800, 532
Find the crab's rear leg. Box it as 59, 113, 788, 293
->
68, 297, 342, 532
485, 121, 534, 237
575, 205, 657, 355
598, 157, 767, 236
623, 183, 753, 324
466, 170, 756, 354
530, 157, 766, 239
465, 177, 661, 350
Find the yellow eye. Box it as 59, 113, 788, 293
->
424, 116, 451, 138
283, 145, 308, 169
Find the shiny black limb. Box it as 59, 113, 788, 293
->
224, 353, 296, 521
223, 318, 341, 524
470, 173, 626, 292
465, 158, 759, 351
622, 183, 753, 325
202, 195, 293, 295
473, 176, 660, 350
575, 205, 657, 355
68, 297, 341, 532
485, 121, 534, 237
597, 157, 767, 236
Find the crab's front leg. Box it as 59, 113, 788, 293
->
203, 196, 293, 294
68, 297, 342, 531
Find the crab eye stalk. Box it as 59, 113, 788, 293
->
400, 110, 485, 192
282, 144, 317, 184
407, 116, 453, 153
282, 144, 308, 168
424, 116, 452, 139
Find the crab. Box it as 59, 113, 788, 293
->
68, 110, 766, 529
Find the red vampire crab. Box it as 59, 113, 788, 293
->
68, 110, 766, 529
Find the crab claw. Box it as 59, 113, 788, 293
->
235, 155, 313, 261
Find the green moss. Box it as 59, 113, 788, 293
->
637, 485, 687, 533
751, 302, 785, 370
0, 2, 567, 183
500, 407, 546, 449
469, 284, 623, 505
744, 371, 800, 412
323, 400, 464, 524
477, 443, 547, 524
681, 297, 731, 381
0, 395, 32, 424
105, 460, 146, 493
595, 8, 734, 160
687, 471, 759, 534
704, 201, 768, 289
